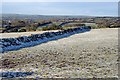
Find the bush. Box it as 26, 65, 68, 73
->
64, 23, 85, 28
18, 29, 26, 32
31, 26, 37, 31
42, 27, 50, 31
11, 29, 18, 32
41, 24, 62, 31
36, 28, 42, 31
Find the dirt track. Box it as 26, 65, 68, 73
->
1, 28, 118, 78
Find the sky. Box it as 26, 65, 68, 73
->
2, 0, 120, 2
2, 2, 118, 16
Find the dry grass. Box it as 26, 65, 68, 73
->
0, 28, 118, 78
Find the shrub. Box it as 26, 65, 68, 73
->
11, 29, 18, 32
18, 29, 26, 32
41, 24, 62, 31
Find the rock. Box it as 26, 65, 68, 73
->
1, 72, 8, 77
19, 36, 30, 42
3, 42, 11, 47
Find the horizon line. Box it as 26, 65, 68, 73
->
1, 13, 118, 17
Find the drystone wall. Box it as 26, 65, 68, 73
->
0, 26, 91, 52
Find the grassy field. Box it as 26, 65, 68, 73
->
1, 30, 59, 38
0, 28, 118, 78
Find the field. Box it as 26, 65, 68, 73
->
0, 28, 118, 78
1, 30, 59, 38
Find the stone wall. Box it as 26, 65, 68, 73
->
0, 26, 91, 52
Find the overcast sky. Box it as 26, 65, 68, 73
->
2, 2, 118, 16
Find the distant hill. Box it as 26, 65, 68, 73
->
1, 14, 95, 20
